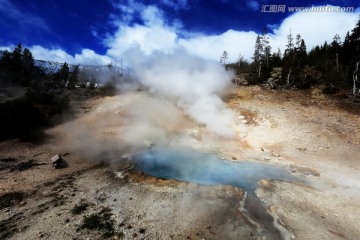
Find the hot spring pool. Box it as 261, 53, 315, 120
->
133, 147, 303, 193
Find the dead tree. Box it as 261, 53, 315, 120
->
353, 61, 360, 96
220, 51, 229, 65
257, 63, 262, 78
286, 69, 292, 86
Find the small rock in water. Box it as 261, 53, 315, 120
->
191, 130, 201, 141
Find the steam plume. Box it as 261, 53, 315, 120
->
52, 47, 238, 160
124, 47, 236, 138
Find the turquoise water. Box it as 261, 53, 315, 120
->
134, 147, 302, 194
133, 147, 304, 240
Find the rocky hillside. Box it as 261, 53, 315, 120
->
34, 60, 122, 75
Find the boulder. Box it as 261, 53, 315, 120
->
233, 74, 249, 85
51, 154, 65, 169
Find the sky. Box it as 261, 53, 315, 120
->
0, 0, 359, 65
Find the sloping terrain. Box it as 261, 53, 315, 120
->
1, 85, 359, 239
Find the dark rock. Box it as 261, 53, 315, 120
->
51, 155, 67, 169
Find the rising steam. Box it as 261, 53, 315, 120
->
124, 47, 236, 138
52, 47, 238, 160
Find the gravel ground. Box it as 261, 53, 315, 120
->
1, 85, 360, 239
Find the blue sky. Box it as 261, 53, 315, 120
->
1, 0, 359, 64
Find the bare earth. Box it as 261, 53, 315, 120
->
1, 85, 360, 239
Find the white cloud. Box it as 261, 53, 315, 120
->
269, 8, 359, 53
178, 30, 258, 62
73, 49, 112, 65
30, 45, 73, 62
105, 4, 360, 63
106, 23, 178, 57
0, 45, 14, 51
111, 0, 145, 24
105, 4, 258, 62
1, 4, 359, 65
30, 45, 111, 65
141, 5, 165, 26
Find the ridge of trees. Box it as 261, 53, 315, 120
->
0, 43, 36, 86
227, 16, 360, 94
0, 44, 75, 141
0, 43, 122, 141
0, 44, 81, 89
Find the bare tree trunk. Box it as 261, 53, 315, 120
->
336, 53, 339, 72
268, 79, 274, 88
258, 64, 262, 78
286, 69, 292, 87
353, 61, 360, 95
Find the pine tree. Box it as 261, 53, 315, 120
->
283, 30, 296, 86
68, 65, 79, 89
9, 43, 24, 84
219, 51, 229, 65
271, 48, 282, 67
262, 28, 271, 68
294, 34, 308, 66
298, 39, 308, 66
350, 16, 360, 54
350, 17, 360, 95
295, 34, 303, 66
331, 34, 340, 71
0, 44, 37, 86
295, 34, 302, 50
0, 50, 11, 68
12, 43, 23, 65
286, 31, 294, 55
56, 62, 70, 88
22, 48, 35, 85
284, 31, 295, 68
23, 48, 34, 67
253, 34, 264, 77
340, 31, 351, 64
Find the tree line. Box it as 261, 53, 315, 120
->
227, 16, 360, 94
0, 43, 36, 86
0, 44, 119, 141
0, 43, 80, 89
0, 44, 74, 141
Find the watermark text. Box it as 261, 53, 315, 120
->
261, 5, 354, 13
